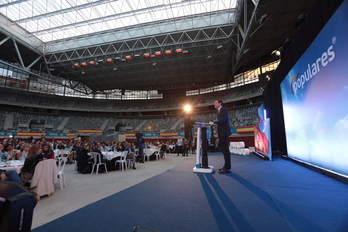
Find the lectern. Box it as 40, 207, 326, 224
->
193, 122, 215, 173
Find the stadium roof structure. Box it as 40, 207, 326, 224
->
0, 0, 316, 94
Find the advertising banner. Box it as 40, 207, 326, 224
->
280, 0, 348, 176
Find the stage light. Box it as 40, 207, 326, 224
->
143, 53, 151, 58
175, 48, 183, 54
81, 62, 87, 67
217, 45, 223, 49
154, 51, 162, 57
184, 105, 192, 113
125, 55, 132, 61
106, 58, 113, 63
182, 50, 189, 54
89, 61, 95, 65
134, 54, 140, 58
73, 63, 79, 68
164, 50, 172, 55
115, 57, 121, 61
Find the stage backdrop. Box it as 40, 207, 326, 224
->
280, 0, 348, 176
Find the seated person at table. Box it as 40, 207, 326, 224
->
5, 143, 20, 160
125, 142, 136, 170
41, 143, 55, 159
20, 145, 44, 185
90, 143, 112, 172
0, 143, 4, 154
77, 143, 90, 173
17, 143, 31, 160
56, 141, 65, 150
0, 169, 24, 186
99, 142, 109, 152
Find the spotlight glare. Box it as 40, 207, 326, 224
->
184, 105, 192, 112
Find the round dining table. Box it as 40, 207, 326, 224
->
0, 160, 25, 174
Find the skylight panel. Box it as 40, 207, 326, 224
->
0, 0, 238, 42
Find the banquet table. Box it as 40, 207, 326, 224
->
102, 151, 122, 160
144, 148, 159, 161
0, 160, 25, 174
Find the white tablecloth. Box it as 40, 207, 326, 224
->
54, 149, 70, 157
0, 160, 25, 173
102, 152, 122, 160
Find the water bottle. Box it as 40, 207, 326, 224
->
3, 152, 8, 164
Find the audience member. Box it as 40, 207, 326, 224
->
20, 145, 44, 185
125, 142, 136, 170
0, 169, 24, 186
17, 143, 31, 160
77, 143, 90, 173
5, 143, 20, 160
41, 143, 55, 159
90, 143, 112, 172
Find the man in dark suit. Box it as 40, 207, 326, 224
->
210, 99, 232, 174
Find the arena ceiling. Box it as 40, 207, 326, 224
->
0, 0, 316, 93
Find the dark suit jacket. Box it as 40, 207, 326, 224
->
214, 106, 231, 137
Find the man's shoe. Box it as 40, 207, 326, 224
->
218, 169, 231, 174
218, 167, 225, 171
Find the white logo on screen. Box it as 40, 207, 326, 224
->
291, 37, 336, 94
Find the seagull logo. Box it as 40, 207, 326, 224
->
290, 73, 299, 94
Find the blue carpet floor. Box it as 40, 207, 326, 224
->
32, 153, 348, 232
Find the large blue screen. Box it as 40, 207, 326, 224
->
280, 0, 348, 176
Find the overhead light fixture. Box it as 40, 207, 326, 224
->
217, 45, 223, 49
164, 50, 172, 55
175, 48, 183, 54
81, 62, 87, 67
73, 63, 79, 68
207, 55, 212, 59
182, 50, 189, 54
125, 55, 132, 61
152, 62, 157, 66
154, 51, 162, 57
115, 57, 121, 61
89, 61, 95, 65
113, 67, 118, 71
81, 71, 85, 74
134, 54, 140, 58
106, 58, 113, 63
143, 53, 151, 58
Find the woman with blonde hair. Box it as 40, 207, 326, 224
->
20, 145, 43, 185
17, 143, 31, 160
